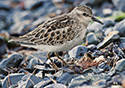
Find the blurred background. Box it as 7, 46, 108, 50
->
0, 0, 124, 56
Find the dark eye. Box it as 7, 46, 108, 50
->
83, 13, 87, 16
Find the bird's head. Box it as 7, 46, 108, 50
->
71, 5, 103, 26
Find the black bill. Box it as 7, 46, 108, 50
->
92, 16, 103, 25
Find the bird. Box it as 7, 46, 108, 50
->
9, 5, 103, 70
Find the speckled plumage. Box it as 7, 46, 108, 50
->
9, 5, 103, 52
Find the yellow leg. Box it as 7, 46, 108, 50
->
54, 52, 68, 66
47, 52, 59, 70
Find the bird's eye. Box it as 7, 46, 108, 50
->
83, 13, 87, 16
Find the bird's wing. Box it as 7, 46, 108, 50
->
9, 14, 77, 46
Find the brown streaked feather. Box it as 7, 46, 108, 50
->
9, 14, 77, 45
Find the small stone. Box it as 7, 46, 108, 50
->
87, 22, 103, 33
18, 74, 42, 88
113, 19, 125, 37
104, 27, 113, 36
103, 8, 112, 16
68, 45, 87, 59
117, 37, 125, 49
115, 59, 125, 72
97, 31, 120, 49
112, 0, 125, 12
56, 72, 79, 85
2, 73, 25, 88
68, 75, 92, 88
102, 18, 114, 27
0, 54, 23, 69
44, 83, 67, 88
26, 58, 39, 70
0, 37, 7, 55
94, 55, 105, 63
86, 32, 99, 45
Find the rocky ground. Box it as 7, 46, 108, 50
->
0, 0, 125, 88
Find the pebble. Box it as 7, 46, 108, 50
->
112, 0, 125, 12
97, 31, 120, 49
44, 83, 67, 88
56, 72, 79, 85
115, 59, 125, 72
0, 54, 23, 69
103, 8, 112, 16
2, 73, 25, 88
0, 37, 7, 55
86, 32, 99, 45
113, 19, 125, 37
18, 74, 42, 88
68, 45, 87, 59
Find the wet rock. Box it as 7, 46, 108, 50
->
68, 45, 87, 59
86, 32, 99, 45
97, 31, 120, 49
112, 0, 125, 12
115, 59, 125, 72
0, 37, 7, 55
18, 74, 42, 88
44, 83, 67, 88
0, 54, 23, 69
113, 19, 125, 37
56, 72, 79, 85
2, 73, 25, 88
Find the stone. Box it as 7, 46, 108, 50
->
68, 45, 87, 59
0, 37, 7, 55
97, 31, 120, 49
56, 72, 79, 85
24, 0, 43, 10
117, 37, 125, 49
102, 18, 114, 27
0, 2, 11, 11
26, 58, 39, 70
18, 74, 42, 88
87, 44, 97, 51
86, 32, 99, 45
113, 19, 125, 37
68, 75, 92, 88
44, 83, 67, 88
34, 77, 51, 88
103, 8, 112, 17
94, 55, 105, 62
115, 59, 125, 72
0, 54, 23, 69
104, 27, 113, 36
112, 0, 125, 12
87, 22, 103, 33
2, 73, 25, 88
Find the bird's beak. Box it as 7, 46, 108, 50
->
92, 16, 103, 25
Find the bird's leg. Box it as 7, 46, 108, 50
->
47, 52, 59, 70
54, 52, 68, 66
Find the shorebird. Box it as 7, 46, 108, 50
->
9, 5, 103, 70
